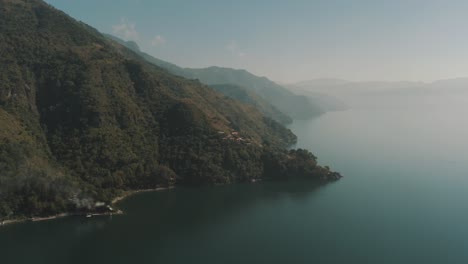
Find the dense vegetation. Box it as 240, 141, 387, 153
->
0, 0, 341, 220
105, 35, 323, 122
209, 84, 292, 124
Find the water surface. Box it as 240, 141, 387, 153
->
1, 94, 468, 264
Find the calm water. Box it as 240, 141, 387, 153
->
2, 94, 468, 264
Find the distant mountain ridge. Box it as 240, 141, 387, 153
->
289, 79, 424, 95
289, 78, 468, 97
294, 78, 349, 87
209, 84, 292, 124
105, 35, 323, 121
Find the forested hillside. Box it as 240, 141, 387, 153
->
105, 35, 323, 122
0, 0, 340, 220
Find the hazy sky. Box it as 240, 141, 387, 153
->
44, 0, 468, 83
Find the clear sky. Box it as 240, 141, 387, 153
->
44, 0, 468, 83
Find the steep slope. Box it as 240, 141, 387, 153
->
104, 34, 188, 77
0, 0, 340, 219
182, 67, 324, 120
105, 35, 293, 124
104, 35, 323, 121
209, 84, 292, 124
285, 85, 349, 111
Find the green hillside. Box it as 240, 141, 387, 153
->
104, 35, 323, 121
0, 0, 340, 219
182, 67, 324, 120
209, 84, 292, 125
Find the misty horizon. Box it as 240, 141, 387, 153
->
44, 0, 468, 84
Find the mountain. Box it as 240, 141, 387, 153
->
182, 67, 325, 120
104, 35, 323, 121
106, 35, 292, 124
209, 84, 292, 124
290, 79, 425, 96
286, 85, 349, 112
425, 78, 468, 94
294, 78, 349, 87
104, 34, 188, 78
430, 77, 468, 87
0, 0, 340, 219
291, 78, 468, 97
288, 78, 468, 110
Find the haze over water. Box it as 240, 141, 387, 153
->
2, 92, 468, 264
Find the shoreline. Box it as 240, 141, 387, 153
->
111, 186, 174, 205
0, 212, 122, 227
0, 186, 174, 228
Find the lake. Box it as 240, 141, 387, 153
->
1, 94, 468, 264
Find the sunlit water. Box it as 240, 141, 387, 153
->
1, 94, 468, 264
